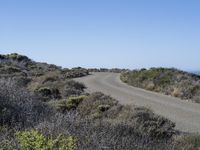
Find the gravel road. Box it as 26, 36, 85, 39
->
75, 72, 200, 133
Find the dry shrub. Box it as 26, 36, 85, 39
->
77, 92, 118, 117
146, 82, 155, 91
63, 80, 86, 97
0, 78, 54, 128
173, 134, 200, 150
172, 88, 182, 97
121, 68, 200, 103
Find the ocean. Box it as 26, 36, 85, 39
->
191, 71, 200, 75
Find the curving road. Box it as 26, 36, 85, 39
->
75, 72, 200, 133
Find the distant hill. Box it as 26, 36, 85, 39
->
121, 68, 200, 103
0, 53, 89, 101
0, 53, 89, 78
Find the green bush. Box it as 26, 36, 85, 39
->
98, 105, 111, 112
35, 87, 61, 100
6, 53, 30, 62
132, 107, 176, 139
62, 67, 89, 78
57, 96, 87, 111
77, 92, 118, 117
16, 130, 76, 150
66, 96, 86, 109
36, 87, 52, 96
42, 76, 59, 84
63, 80, 85, 97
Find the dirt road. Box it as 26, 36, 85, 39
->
75, 72, 200, 133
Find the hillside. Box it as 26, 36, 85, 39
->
0, 54, 199, 149
121, 68, 200, 103
0, 53, 89, 101
0, 53, 89, 78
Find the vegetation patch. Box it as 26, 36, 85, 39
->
63, 80, 85, 97
0, 53, 198, 149
173, 134, 200, 150
56, 96, 87, 111
35, 87, 61, 101
132, 107, 176, 138
77, 92, 118, 118
16, 130, 76, 150
121, 68, 200, 103
98, 104, 111, 112
62, 67, 89, 78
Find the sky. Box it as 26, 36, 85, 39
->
0, 0, 200, 71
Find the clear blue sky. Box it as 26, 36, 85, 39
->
0, 0, 200, 71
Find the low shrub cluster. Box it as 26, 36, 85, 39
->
0, 53, 31, 62
0, 79, 179, 150
35, 87, 61, 101
0, 79, 53, 128
74, 93, 175, 139
63, 80, 86, 97
27, 71, 86, 101
62, 67, 89, 78
16, 130, 76, 150
121, 68, 200, 103
0, 53, 88, 87
88, 68, 130, 73
172, 134, 200, 150
55, 96, 87, 112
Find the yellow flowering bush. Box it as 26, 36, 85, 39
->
16, 130, 76, 150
